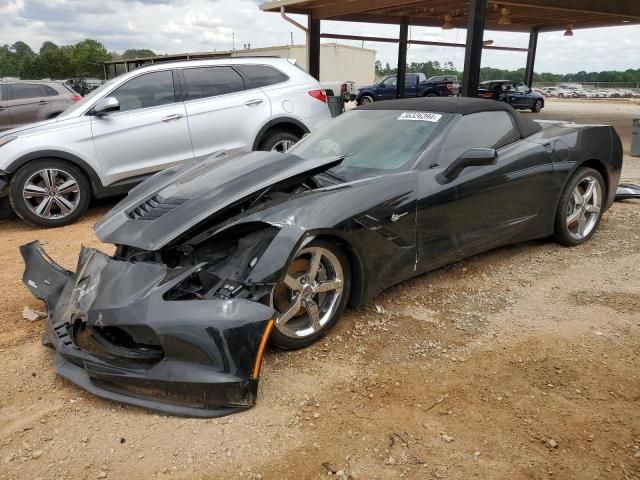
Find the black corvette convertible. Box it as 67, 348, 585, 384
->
22, 97, 622, 417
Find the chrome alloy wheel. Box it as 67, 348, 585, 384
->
22, 168, 80, 219
271, 246, 344, 339
270, 140, 295, 153
566, 175, 602, 241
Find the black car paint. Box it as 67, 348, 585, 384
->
21, 99, 622, 417
22, 241, 274, 418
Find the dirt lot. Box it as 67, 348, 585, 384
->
0, 101, 639, 480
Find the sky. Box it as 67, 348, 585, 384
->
1, 0, 639, 74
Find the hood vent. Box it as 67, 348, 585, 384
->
128, 195, 187, 221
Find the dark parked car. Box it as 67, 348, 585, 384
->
478, 80, 544, 112
0, 81, 80, 131
22, 98, 622, 417
357, 73, 459, 104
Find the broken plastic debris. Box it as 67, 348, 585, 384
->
22, 306, 46, 322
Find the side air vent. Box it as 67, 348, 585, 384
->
128, 195, 186, 220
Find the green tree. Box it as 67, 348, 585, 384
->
122, 48, 156, 59
71, 39, 110, 77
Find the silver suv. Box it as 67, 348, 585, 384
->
0, 58, 331, 227
1, 80, 80, 131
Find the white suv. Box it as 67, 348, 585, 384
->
0, 57, 331, 227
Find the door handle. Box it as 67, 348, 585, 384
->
38, 100, 49, 105
245, 99, 264, 107
162, 114, 183, 122
0, 106, 5, 111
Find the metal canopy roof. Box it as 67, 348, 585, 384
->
261, 0, 640, 32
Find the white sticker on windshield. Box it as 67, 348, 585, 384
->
397, 112, 442, 122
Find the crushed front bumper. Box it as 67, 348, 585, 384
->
21, 241, 275, 418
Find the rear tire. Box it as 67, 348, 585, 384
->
269, 240, 351, 350
9, 159, 90, 228
258, 130, 300, 153
553, 167, 605, 246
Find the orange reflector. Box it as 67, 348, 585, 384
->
252, 319, 275, 379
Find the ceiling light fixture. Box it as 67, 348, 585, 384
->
442, 14, 454, 30
563, 24, 574, 36
497, 7, 511, 25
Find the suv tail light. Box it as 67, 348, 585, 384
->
71, 94, 82, 103
446, 83, 453, 92
340, 83, 348, 94
308, 89, 328, 103
481, 91, 494, 98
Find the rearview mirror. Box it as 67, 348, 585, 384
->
438, 148, 497, 183
93, 96, 120, 116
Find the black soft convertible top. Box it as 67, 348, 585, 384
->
358, 97, 542, 138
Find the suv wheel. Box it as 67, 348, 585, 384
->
259, 130, 300, 153
10, 159, 91, 228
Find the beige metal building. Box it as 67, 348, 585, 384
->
235, 43, 376, 87
104, 43, 377, 88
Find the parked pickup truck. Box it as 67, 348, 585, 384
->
356, 73, 459, 105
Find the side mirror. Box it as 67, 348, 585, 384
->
438, 148, 497, 183
93, 96, 120, 116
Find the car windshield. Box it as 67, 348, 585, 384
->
57, 77, 119, 118
290, 109, 449, 180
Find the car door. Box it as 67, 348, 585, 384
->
404, 75, 418, 97
179, 65, 270, 158
40, 83, 69, 116
513, 82, 533, 108
416, 111, 554, 270
375, 76, 398, 101
499, 82, 520, 107
6, 83, 52, 127
91, 69, 193, 185
0, 85, 11, 130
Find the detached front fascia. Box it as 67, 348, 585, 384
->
21, 241, 275, 418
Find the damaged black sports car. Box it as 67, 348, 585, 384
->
22, 97, 623, 417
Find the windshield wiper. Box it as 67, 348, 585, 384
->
318, 169, 347, 183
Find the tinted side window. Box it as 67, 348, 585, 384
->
42, 85, 59, 96
515, 83, 528, 93
9, 83, 44, 100
182, 67, 245, 101
438, 111, 519, 165
382, 76, 397, 88
235, 65, 288, 89
110, 71, 176, 112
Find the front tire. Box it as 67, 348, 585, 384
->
532, 99, 543, 112
258, 130, 300, 153
269, 240, 351, 350
9, 159, 90, 228
358, 95, 374, 105
553, 167, 605, 246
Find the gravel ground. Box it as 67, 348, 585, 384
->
0, 101, 639, 480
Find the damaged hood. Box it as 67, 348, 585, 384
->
95, 150, 343, 251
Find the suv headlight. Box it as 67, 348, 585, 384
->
0, 136, 17, 148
